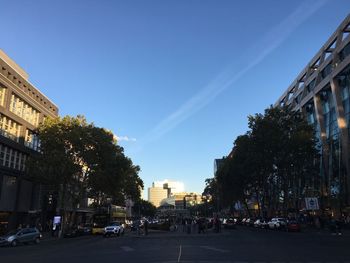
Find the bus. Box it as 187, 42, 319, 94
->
92, 205, 126, 234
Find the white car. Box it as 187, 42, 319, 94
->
268, 218, 286, 229
103, 222, 124, 237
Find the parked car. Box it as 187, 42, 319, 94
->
268, 218, 287, 229
286, 220, 301, 232
247, 218, 255, 227
0, 227, 42, 247
103, 222, 124, 237
78, 224, 92, 235
254, 219, 268, 228
223, 218, 236, 229
64, 227, 80, 238
244, 218, 251, 226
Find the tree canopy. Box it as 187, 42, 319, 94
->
27, 115, 143, 213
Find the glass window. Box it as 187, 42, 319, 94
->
306, 79, 316, 93
0, 86, 6, 106
10, 94, 40, 126
21, 154, 27, 171
339, 42, 350, 62
321, 63, 332, 80
4, 148, 11, 167
25, 129, 40, 151
0, 114, 21, 142
0, 144, 4, 166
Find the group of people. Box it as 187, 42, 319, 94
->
177, 217, 210, 234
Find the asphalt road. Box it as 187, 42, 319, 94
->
1, 226, 350, 263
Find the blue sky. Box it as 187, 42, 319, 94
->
1, 0, 350, 196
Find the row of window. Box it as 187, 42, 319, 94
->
0, 113, 40, 150
0, 144, 27, 171
10, 94, 40, 126
0, 113, 21, 142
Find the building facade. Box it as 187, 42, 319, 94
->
275, 15, 350, 212
153, 179, 185, 195
148, 186, 168, 207
0, 50, 58, 230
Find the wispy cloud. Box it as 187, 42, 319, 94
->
116, 135, 137, 142
134, 0, 328, 151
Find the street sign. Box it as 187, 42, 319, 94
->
305, 197, 319, 210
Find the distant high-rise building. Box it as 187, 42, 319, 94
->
153, 179, 184, 195
214, 158, 225, 176
148, 186, 168, 207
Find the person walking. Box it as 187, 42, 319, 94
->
144, 218, 149, 236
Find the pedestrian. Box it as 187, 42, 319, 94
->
182, 218, 186, 232
144, 218, 149, 236
136, 219, 141, 236
329, 217, 337, 235
186, 218, 191, 234
335, 219, 342, 236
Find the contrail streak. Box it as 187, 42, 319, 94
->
133, 0, 329, 152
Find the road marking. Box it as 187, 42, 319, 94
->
120, 246, 134, 252
200, 246, 229, 253
177, 245, 182, 262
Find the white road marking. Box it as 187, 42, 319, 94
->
120, 246, 134, 252
178, 245, 182, 262
200, 246, 229, 253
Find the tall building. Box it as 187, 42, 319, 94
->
153, 179, 185, 195
275, 15, 350, 209
148, 186, 168, 207
0, 50, 58, 229
214, 158, 225, 176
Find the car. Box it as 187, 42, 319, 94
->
0, 227, 42, 247
223, 218, 236, 229
286, 220, 301, 232
64, 227, 80, 238
268, 218, 287, 229
254, 219, 268, 228
103, 222, 124, 237
77, 224, 92, 235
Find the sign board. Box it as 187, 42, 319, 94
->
305, 198, 319, 210
53, 216, 61, 225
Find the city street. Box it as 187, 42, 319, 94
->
1, 227, 350, 263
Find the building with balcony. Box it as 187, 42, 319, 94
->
275, 14, 350, 212
0, 50, 58, 230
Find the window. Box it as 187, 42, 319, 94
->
0, 86, 6, 106
25, 129, 40, 151
306, 79, 316, 93
320, 63, 332, 80
10, 94, 40, 126
0, 144, 27, 171
0, 114, 22, 142
339, 42, 350, 62
0, 144, 4, 165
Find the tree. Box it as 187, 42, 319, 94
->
27, 115, 143, 234
132, 200, 157, 217
211, 106, 319, 216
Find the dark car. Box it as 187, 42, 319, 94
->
0, 227, 42, 247
224, 218, 236, 229
64, 227, 80, 238
286, 220, 301, 232
77, 224, 92, 235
